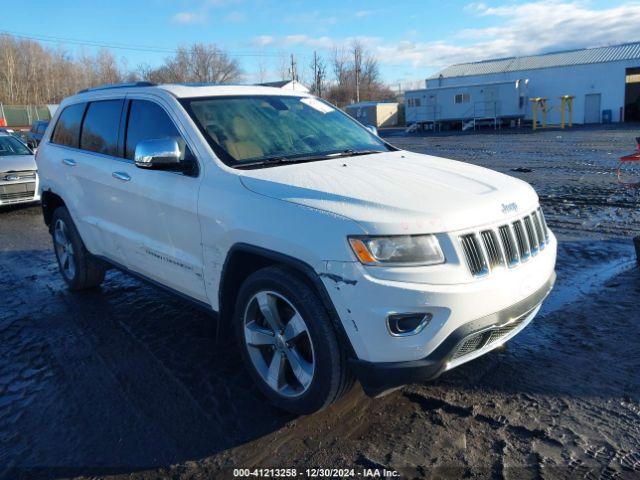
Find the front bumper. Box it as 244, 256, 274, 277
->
349, 270, 555, 396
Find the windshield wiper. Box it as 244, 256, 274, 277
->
235, 149, 383, 169
235, 155, 325, 169
330, 149, 383, 158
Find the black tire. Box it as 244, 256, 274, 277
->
234, 265, 354, 414
51, 206, 105, 290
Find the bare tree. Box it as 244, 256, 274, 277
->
309, 52, 327, 97
325, 40, 394, 108
0, 35, 242, 105
143, 44, 243, 84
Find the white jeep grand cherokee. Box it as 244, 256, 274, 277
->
36, 82, 556, 413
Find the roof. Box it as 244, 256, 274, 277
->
408, 79, 517, 93
70, 83, 309, 102
429, 42, 640, 79
156, 83, 308, 98
345, 101, 398, 108
258, 80, 295, 88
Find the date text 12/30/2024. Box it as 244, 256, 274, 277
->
233, 468, 400, 478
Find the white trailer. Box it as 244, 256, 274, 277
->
405, 79, 528, 131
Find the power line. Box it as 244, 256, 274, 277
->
0, 29, 305, 59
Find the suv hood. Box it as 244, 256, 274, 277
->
239, 150, 539, 234
0, 154, 37, 174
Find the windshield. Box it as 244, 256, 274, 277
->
181, 95, 393, 167
0, 136, 32, 156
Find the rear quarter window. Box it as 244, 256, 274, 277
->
51, 103, 87, 148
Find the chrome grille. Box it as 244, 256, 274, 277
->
481, 230, 503, 268
459, 208, 551, 277
523, 215, 539, 255
498, 225, 518, 266
1, 170, 36, 181
0, 182, 35, 203
531, 212, 546, 250
512, 220, 530, 261
460, 234, 488, 276
538, 207, 549, 241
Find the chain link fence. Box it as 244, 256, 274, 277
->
0, 104, 53, 128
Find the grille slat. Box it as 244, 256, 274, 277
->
498, 225, 518, 266
512, 220, 530, 261
481, 230, 503, 268
538, 207, 550, 241
460, 234, 488, 276
523, 215, 539, 255
0, 191, 35, 202
531, 211, 546, 249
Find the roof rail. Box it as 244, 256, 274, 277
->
77, 81, 156, 95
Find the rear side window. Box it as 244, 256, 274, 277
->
80, 100, 123, 156
125, 100, 188, 161
51, 103, 86, 148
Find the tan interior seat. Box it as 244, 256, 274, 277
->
224, 117, 263, 160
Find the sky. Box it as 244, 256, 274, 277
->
2, 0, 640, 89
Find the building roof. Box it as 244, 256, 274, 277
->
258, 80, 295, 88
429, 42, 640, 80
345, 101, 398, 108
257, 80, 310, 92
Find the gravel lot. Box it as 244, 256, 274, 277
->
1, 126, 639, 479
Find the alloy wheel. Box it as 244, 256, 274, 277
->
53, 218, 76, 280
243, 290, 315, 397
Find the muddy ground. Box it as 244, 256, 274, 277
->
1, 126, 639, 480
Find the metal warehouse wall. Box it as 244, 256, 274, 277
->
426, 60, 640, 124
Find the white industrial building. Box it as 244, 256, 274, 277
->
405, 42, 640, 130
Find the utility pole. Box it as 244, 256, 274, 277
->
290, 54, 297, 82
354, 48, 361, 103
313, 51, 318, 95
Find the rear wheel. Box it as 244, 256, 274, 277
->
234, 266, 353, 414
51, 206, 105, 290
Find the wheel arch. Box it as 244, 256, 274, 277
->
219, 243, 356, 357
41, 190, 66, 229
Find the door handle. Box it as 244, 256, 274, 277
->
112, 171, 131, 182
62, 158, 76, 166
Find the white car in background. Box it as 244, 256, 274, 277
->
35, 83, 557, 414
0, 132, 40, 207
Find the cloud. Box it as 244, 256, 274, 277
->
253, 35, 275, 47
171, 12, 204, 25
225, 10, 246, 22
282, 35, 335, 49
206, 0, 242, 5
170, 0, 243, 25
355, 10, 374, 18
283, 11, 338, 26
252, 34, 382, 51
376, 1, 640, 70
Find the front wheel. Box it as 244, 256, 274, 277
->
51, 206, 105, 290
234, 266, 354, 414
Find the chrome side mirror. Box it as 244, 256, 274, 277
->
134, 138, 182, 170
366, 125, 378, 136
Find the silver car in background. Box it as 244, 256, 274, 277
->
0, 132, 40, 206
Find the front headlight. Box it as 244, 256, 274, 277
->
348, 235, 445, 266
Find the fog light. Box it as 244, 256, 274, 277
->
387, 313, 432, 336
